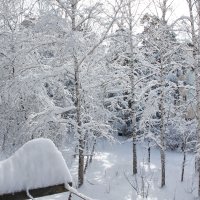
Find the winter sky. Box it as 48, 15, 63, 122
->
146, 0, 189, 20
169, 0, 189, 18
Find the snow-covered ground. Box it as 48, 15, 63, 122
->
38, 137, 196, 200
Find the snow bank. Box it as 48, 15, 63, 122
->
0, 138, 72, 195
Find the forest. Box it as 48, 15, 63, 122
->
0, 0, 200, 199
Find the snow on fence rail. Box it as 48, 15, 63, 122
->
0, 138, 72, 199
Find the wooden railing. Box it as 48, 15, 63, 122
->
0, 182, 72, 200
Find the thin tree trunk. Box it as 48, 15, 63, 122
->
74, 144, 78, 158
2, 125, 9, 151
148, 146, 151, 164
74, 38, 84, 188
70, 0, 85, 187
160, 148, 165, 187
159, 1, 169, 187
159, 58, 166, 188
84, 141, 89, 174
181, 151, 186, 182
2, 134, 6, 152
84, 156, 89, 174
160, 107, 166, 188
89, 139, 96, 163
84, 139, 97, 174
74, 56, 84, 187
132, 135, 137, 174
78, 137, 84, 188
161, 0, 167, 23
127, 0, 137, 175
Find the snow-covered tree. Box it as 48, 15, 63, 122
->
185, 0, 200, 196
139, 0, 192, 187
44, 0, 122, 187
106, 0, 152, 175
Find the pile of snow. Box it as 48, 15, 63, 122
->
0, 138, 72, 195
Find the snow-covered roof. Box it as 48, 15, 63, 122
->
0, 138, 72, 195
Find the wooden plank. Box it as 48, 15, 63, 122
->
0, 182, 72, 200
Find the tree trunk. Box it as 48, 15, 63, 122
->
78, 138, 84, 187
161, 0, 167, 23
160, 112, 166, 188
2, 125, 9, 151
148, 146, 151, 164
84, 141, 89, 174
89, 139, 96, 163
160, 148, 165, 187
70, 0, 85, 187
132, 135, 137, 174
73, 37, 84, 187
74, 55, 84, 187
181, 151, 186, 182
127, 0, 137, 175
159, 58, 166, 188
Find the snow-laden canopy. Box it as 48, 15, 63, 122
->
0, 138, 72, 195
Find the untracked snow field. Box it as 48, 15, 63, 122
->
38, 137, 196, 200
0, 138, 196, 200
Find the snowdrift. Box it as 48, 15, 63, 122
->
0, 138, 72, 195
